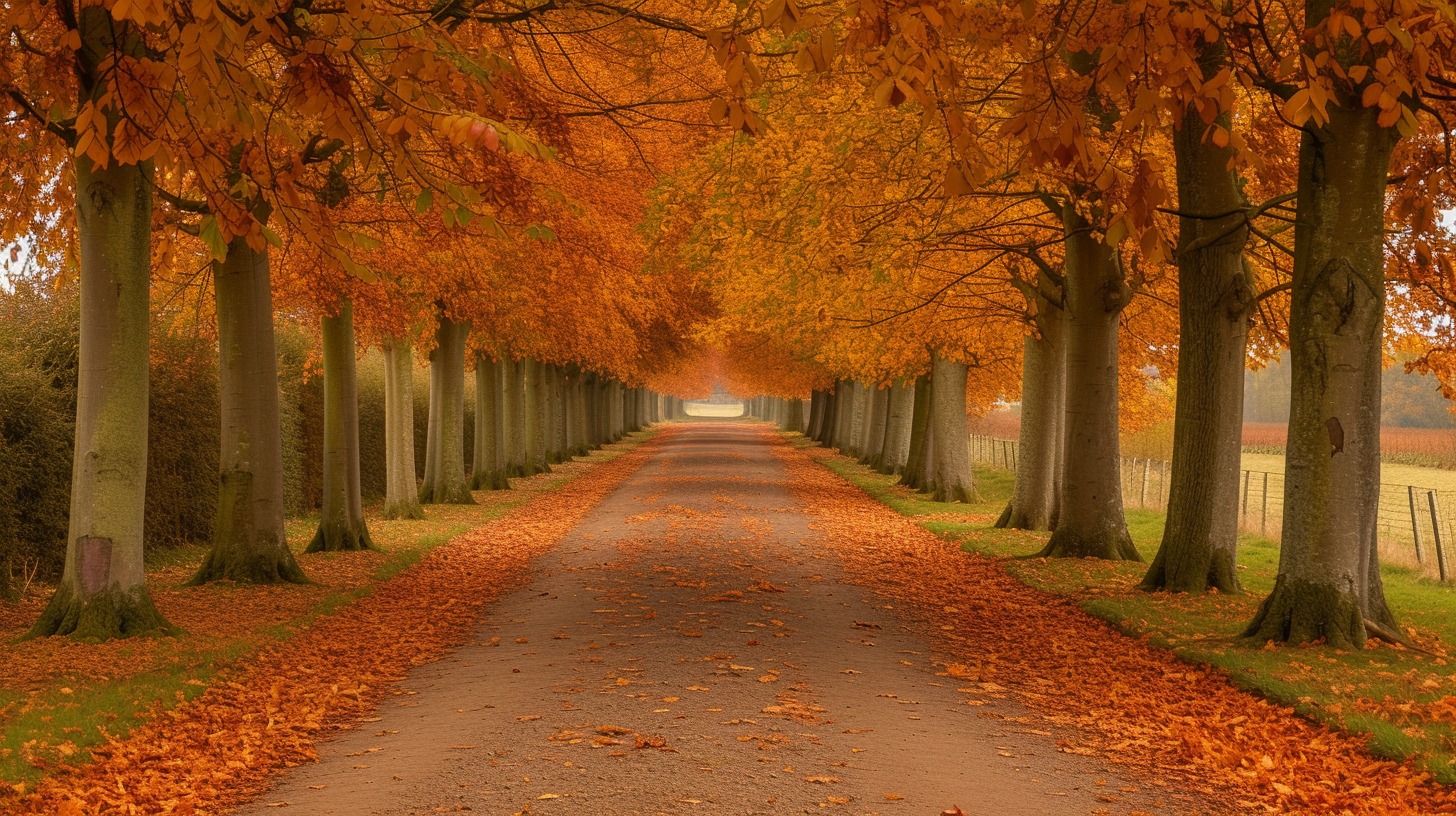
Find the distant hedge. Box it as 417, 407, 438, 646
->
0, 284, 476, 584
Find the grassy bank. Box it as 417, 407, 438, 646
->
796, 434, 1456, 784
0, 431, 656, 792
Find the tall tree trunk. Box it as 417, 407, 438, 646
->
307, 299, 376, 552
29, 20, 171, 637
381, 335, 423, 518
472, 355, 510, 490
899, 374, 933, 492
833, 382, 856, 453
192, 237, 309, 585
1143, 61, 1251, 593
848, 382, 871, 458
997, 306, 1066, 531
523, 358, 551, 474
928, 354, 976, 503
1038, 204, 1139, 561
1245, 104, 1400, 648
807, 390, 826, 440
419, 314, 473, 504
785, 397, 806, 433
879, 380, 915, 475
501, 358, 526, 477
861, 386, 890, 467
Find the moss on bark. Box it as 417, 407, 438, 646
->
27, 582, 176, 641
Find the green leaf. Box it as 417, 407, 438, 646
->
260, 226, 282, 248
199, 215, 228, 261
525, 224, 557, 242
415, 189, 433, 214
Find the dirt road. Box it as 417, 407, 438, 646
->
233, 423, 1189, 816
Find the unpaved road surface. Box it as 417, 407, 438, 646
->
235, 424, 1197, 815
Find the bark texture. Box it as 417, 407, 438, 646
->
1038, 204, 1139, 561
306, 300, 376, 553
927, 354, 976, 503
30, 6, 173, 639
419, 315, 474, 504
899, 375, 933, 492
1244, 104, 1399, 648
381, 336, 423, 519
471, 355, 510, 490
1142, 69, 1250, 593
997, 305, 1065, 531
522, 358, 551, 475
501, 358, 526, 477
191, 237, 308, 585
861, 386, 889, 467
879, 380, 915, 476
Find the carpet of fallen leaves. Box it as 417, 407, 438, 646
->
9, 429, 672, 815
768, 433, 1456, 815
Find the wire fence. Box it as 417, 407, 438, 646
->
969, 434, 1456, 579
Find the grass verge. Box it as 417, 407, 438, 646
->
802, 434, 1456, 784
0, 429, 657, 792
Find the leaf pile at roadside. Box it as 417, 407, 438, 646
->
768, 431, 1454, 815
8, 429, 672, 814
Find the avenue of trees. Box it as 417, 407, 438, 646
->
2, 0, 1455, 652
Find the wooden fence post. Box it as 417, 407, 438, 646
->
1410, 485, 1427, 565
1429, 491, 1448, 582
1261, 472, 1269, 537
1241, 471, 1251, 524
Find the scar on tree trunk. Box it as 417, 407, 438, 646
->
307, 299, 377, 553
1243, 103, 1401, 647
30, 8, 174, 639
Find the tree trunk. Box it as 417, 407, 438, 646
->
785, 398, 806, 433
879, 380, 915, 475
306, 300, 376, 553
1038, 204, 1140, 561
821, 388, 840, 447
471, 355, 510, 490
807, 390, 826, 440
997, 312, 1065, 531
192, 237, 309, 585
928, 354, 976, 503
523, 358, 551, 474
833, 381, 856, 454
1142, 67, 1251, 593
381, 336, 424, 518
28, 44, 172, 637
861, 386, 890, 467
1244, 104, 1400, 648
899, 374, 933, 492
419, 314, 473, 504
501, 358, 526, 477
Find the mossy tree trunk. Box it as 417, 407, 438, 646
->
928, 354, 976, 503
879, 380, 915, 475
471, 355, 510, 491
1143, 53, 1251, 593
419, 313, 473, 504
1244, 103, 1400, 649
306, 300, 376, 553
998, 287, 1066, 531
30, 6, 173, 640
899, 374, 933, 492
381, 335, 423, 518
1038, 204, 1140, 561
192, 236, 308, 585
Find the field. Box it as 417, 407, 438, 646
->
1244, 422, 1456, 469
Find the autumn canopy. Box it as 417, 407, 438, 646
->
1, 0, 1455, 657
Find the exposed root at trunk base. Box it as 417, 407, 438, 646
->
1034, 526, 1143, 562
929, 482, 979, 504
1137, 544, 1241, 595
305, 520, 378, 553
25, 583, 177, 641
187, 543, 310, 586
1242, 575, 1368, 650
419, 482, 476, 505
382, 500, 425, 520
